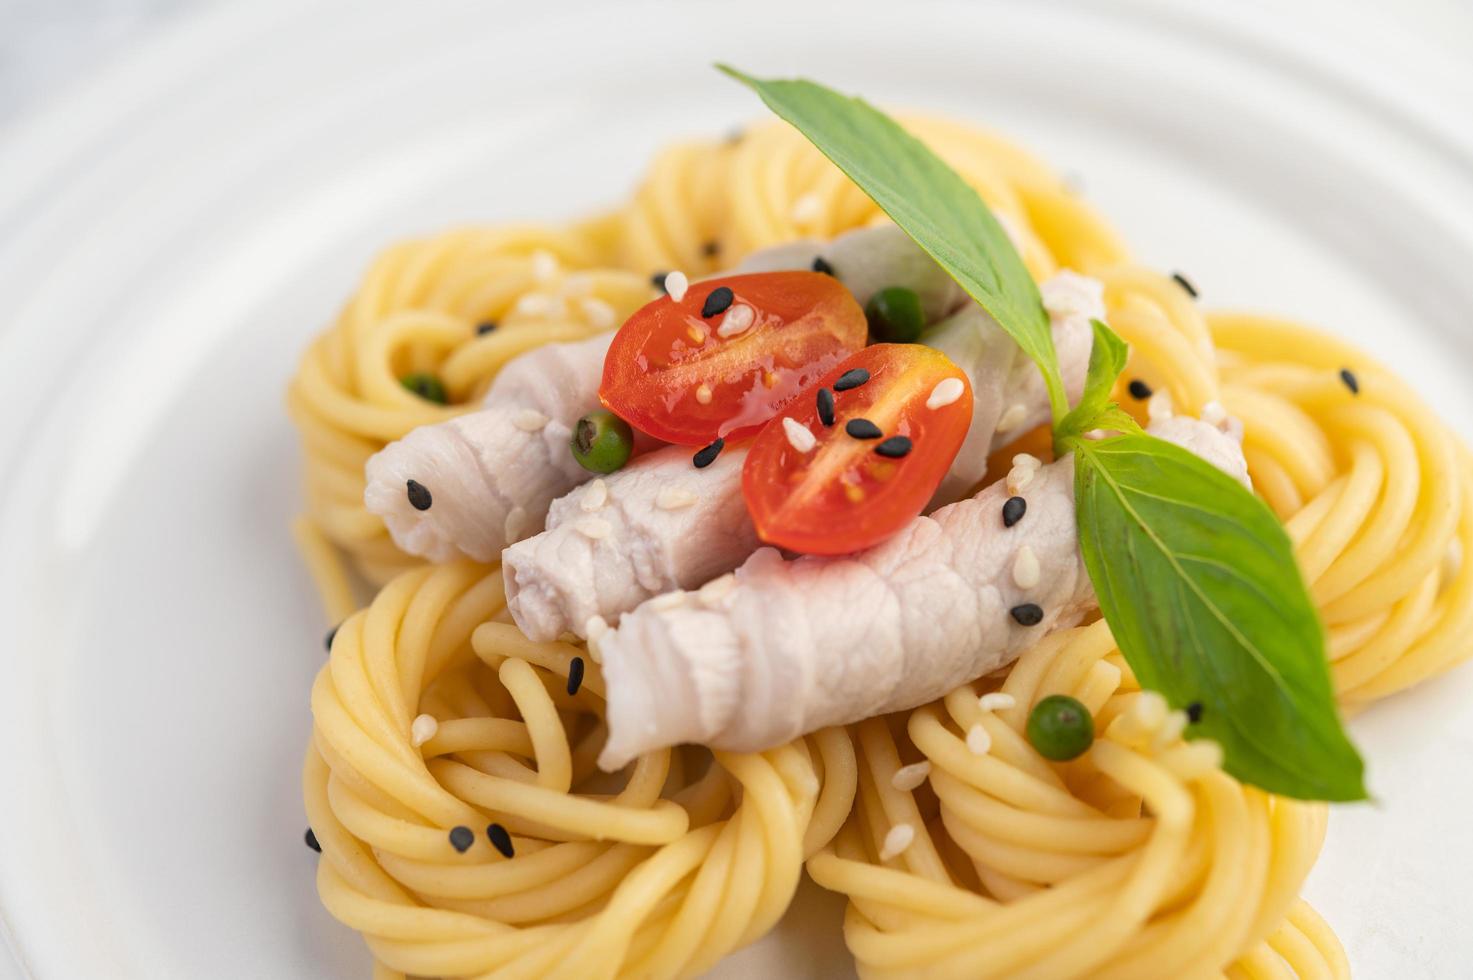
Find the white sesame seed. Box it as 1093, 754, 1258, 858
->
966, 723, 992, 755
650, 591, 687, 611
890, 761, 932, 792
782, 417, 817, 453
530, 249, 559, 283
1153, 709, 1189, 750
926, 377, 965, 410
656, 486, 698, 510
410, 714, 438, 747
665, 270, 689, 302
504, 506, 529, 542
575, 517, 612, 541
1131, 690, 1169, 729
791, 193, 823, 225
580, 479, 608, 512
716, 303, 755, 338
1200, 399, 1227, 426
514, 292, 565, 318
997, 403, 1028, 433
699, 574, 736, 607
1012, 453, 1041, 470
514, 409, 549, 432
695, 383, 713, 405
1006, 464, 1036, 496
978, 692, 1017, 713
1148, 389, 1174, 423
879, 823, 915, 861
1012, 546, 1041, 590
559, 272, 594, 297
584, 634, 603, 664
584, 614, 609, 642
581, 297, 616, 330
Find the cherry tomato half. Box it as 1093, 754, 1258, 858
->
742, 344, 973, 555
599, 272, 867, 446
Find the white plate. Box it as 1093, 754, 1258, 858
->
2, 1, 1472, 977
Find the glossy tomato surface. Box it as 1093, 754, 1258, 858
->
599, 271, 866, 445
742, 344, 974, 555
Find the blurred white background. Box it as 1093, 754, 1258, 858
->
2, 0, 1472, 128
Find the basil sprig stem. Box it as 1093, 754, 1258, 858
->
724, 67, 1365, 801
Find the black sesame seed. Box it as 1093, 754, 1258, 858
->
811, 255, 835, 276
845, 418, 882, 440
487, 822, 515, 858
304, 828, 321, 853
476, 321, 498, 336
816, 388, 836, 427
324, 623, 340, 653
449, 826, 474, 853
406, 479, 432, 511
1010, 603, 1044, 627
701, 286, 734, 318
1186, 701, 1204, 724
1339, 368, 1360, 395
567, 656, 585, 696
833, 368, 870, 392
701, 241, 720, 258
651, 271, 669, 292
1002, 496, 1027, 528
693, 438, 725, 468
1171, 272, 1199, 298
1127, 379, 1153, 401
875, 435, 912, 458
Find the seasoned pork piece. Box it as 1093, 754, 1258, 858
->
926, 270, 1101, 505
595, 417, 1248, 770
364, 331, 614, 563
503, 273, 1101, 641
503, 443, 758, 641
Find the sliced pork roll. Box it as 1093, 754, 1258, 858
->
503, 272, 1100, 642
364, 331, 614, 563
503, 443, 758, 642
595, 417, 1249, 770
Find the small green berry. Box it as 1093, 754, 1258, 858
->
1026, 694, 1095, 761
571, 410, 634, 474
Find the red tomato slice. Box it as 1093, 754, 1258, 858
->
599, 272, 867, 446
742, 344, 973, 555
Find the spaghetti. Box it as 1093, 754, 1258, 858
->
293, 115, 1473, 977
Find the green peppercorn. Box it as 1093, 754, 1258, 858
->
1025, 694, 1095, 761
864, 286, 926, 343
400, 372, 448, 405
571, 410, 634, 473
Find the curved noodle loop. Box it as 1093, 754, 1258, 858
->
305, 561, 857, 979
808, 621, 1350, 979
294, 114, 1473, 977
288, 222, 653, 597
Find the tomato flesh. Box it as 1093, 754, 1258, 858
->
599, 272, 867, 445
742, 344, 973, 555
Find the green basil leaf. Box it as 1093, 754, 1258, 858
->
719, 65, 1067, 419
1056, 319, 1136, 442
1071, 433, 1366, 801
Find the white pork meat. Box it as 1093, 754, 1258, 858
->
503, 442, 757, 642
594, 416, 1249, 770
503, 273, 1099, 643
364, 331, 613, 563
